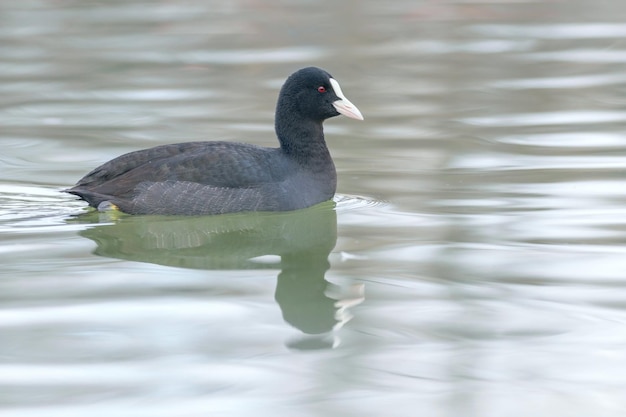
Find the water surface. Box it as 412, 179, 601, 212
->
2, 0, 626, 416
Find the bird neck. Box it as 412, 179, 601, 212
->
275, 106, 332, 165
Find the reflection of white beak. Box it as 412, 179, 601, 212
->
330, 78, 364, 121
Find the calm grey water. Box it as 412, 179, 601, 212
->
2, 0, 626, 416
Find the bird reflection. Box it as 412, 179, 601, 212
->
70, 202, 363, 348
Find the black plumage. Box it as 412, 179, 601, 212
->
66, 67, 363, 215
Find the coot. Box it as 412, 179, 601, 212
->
66, 67, 363, 215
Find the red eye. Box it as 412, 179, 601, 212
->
317, 86, 326, 93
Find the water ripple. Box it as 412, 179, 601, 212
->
104, 47, 328, 65
497, 132, 626, 148
491, 73, 626, 89
472, 23, 626, 39
447, 153, 626, 170
334, 194, 388, 211
460, 111, 626, 127
520, 50, 626, 63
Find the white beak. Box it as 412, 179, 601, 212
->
330, 78, 364, 121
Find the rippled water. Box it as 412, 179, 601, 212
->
2, 0, 626, 416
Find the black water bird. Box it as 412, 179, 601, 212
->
66, 67, 363, 215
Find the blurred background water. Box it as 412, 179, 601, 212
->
2, 0, 626, 416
